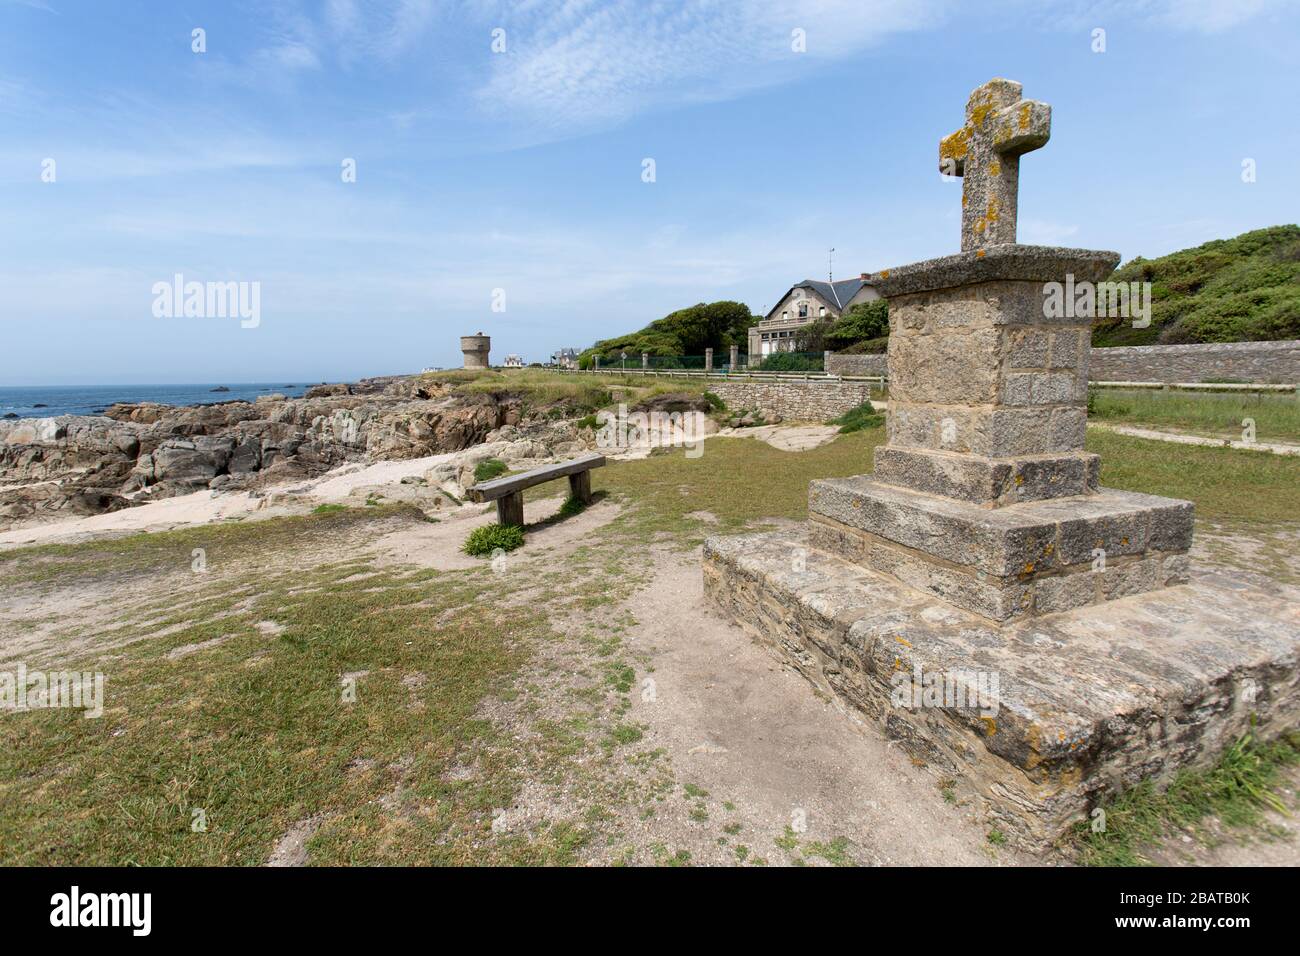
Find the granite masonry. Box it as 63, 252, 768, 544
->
702, 78, 1300, 849
709, 379, 877, 423
1088, 339, 1300, 384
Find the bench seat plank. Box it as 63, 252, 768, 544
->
466, 453, 606, 503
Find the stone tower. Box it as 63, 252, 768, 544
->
461, 333, 490, 369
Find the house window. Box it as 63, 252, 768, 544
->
819, 306, 827, 317
798, 303, 808, 318
781, 311, 788, 321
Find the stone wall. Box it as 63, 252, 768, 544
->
1088, 340, 1300, 383
711, 380, 876, 422
824, 352, 888, 376
826, 340, 1300, 383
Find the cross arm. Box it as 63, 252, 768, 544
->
991, 100, 1051, 156
938, 126, 969, 176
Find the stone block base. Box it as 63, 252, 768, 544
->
808, 476, 1192, 622
702, 529, 1300, 850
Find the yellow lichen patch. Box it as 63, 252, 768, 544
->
961, 195, 967, 207
973, 217, 987, 234
988, 160, 1001, 177
880, 269, 890, 279
895, 636, 912, 647
976, 249, 986, 258
940, 131, 970, 169
980, 716, 997, 737
986, 196, 1000, 224
1019, 102, 1032, 130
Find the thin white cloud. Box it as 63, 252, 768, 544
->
474, 0, 950, 132
1023, 0, 1291, 34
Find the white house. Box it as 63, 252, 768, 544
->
748, 274, 880, 357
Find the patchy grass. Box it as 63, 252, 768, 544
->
1073, 731, 1300, 866
1091, 388, 1300, 442
0, 502, 657, 865
592, 431, 884, 541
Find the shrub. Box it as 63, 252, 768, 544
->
829, 402, 885, 434
757, 351, 822, 372
1091, 224, 1300, 346
463, 522, 525, 556
311, 503, 348, 515
473, 458, 508, 482
702, 391, 726, 412
557, 494, 588, 519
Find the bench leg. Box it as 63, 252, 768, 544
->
496, 491, 524, 527
567, 470, 592, 504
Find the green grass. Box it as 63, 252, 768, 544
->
462, 523, 525, 556
1073, 730, 1300, 866
1088, 428, 1300, 526
590, 430, 885, 542
1090, 388, 1300, 443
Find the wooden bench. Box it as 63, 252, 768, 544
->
465, 453, 606, 527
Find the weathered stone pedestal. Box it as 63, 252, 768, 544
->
806, 244, 1196, 623
704, 531, 1300, 849
703, 78, 1300, 848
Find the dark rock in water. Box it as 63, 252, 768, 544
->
210, 386, 231, 393
33, 403, 48, 408
2, 413, 17, 419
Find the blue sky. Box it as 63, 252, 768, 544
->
1, 0, 1297, 385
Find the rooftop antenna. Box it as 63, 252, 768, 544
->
828, 247, 835, 284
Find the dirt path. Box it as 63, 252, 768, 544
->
611, 545, 1030, 865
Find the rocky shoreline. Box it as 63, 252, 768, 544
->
0, 375, 593, 531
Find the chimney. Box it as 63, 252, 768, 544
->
859, 272, 871, 281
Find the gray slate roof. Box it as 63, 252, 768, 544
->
766, 277, 871, 319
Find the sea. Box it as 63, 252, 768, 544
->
0, 383, 313, 420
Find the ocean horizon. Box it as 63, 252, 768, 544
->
0, 382, 315, 420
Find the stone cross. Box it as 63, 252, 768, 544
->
939, 78, 1051, 252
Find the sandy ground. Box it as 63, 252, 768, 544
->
0, 452, 459, 550
0, 424, 838, 551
